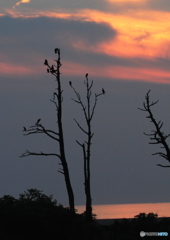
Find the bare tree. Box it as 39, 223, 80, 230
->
139, 90, 170, 168
20, 48, 75, 212
70, 75, 105, 221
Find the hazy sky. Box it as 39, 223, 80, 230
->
1, 0, 170, 207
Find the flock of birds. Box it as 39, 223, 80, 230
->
24, 48, 105, 132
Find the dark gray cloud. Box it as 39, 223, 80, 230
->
0, 0, 16, 9
0, 16, 115, 43
27, 0, 109, 12
147, 0, 170, 11
1, 15, 170, 79
97, 0, 170, 13
0, 16, 116, 66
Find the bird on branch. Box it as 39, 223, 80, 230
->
44, 59, 48, 66
51, 65, 57, 73
85, 73, 88, 78
69, 81, 72, 86
53, 92, 57, 101
36, 119, 41, 125
23, 127, 26, 131
54, 48, 59, 54
102, 88, 105, 94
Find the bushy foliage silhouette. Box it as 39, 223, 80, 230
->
0, 189, 103, 240
100, 212, 170, 240
0, 194, 169, 240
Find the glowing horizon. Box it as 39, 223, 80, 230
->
76, 202, 170, 219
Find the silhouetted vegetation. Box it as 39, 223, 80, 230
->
100, 212, 170, 240
139, 90, 170, 167
70, 76, 105, 222
0, 190, 169, 240
21, 49, 75, 213
20, 48, 105, 221
0, 189, 102, 240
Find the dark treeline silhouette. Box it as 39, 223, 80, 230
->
0, 189, 169, 240
0, 189, 101, 240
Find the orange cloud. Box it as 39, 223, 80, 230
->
3, 5, 170, 60
62, 61, 170, 84
104, 66, 170, 84
1, 58, 170, 85
106, 0, 147, 3
13, 0, 31, 9
0, 62, 41, 76
2, 6, 170, 84
107, 0, 145, 2
11, 7, 167, 60
74, 9, 170, 59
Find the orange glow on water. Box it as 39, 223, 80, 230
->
76, 203, 170, 219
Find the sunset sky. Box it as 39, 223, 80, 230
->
1, 0, 170, 208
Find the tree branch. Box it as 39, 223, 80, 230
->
157, 164, 170, 168
74, 119, 88, 135
139, 90, 170, 166
20, 150, 61, 159
23, 123, 59, 141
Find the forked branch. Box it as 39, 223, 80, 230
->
139, 90, 170, 167
70, 73, 105, 221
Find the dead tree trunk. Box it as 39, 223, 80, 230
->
70, 75, 105, 221
139, 90, 170, 167
20, 48, 75, 213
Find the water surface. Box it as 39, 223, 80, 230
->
76, 202, 170, 219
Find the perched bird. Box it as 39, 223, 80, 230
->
102, 88, 105, 94
36, 119, 41, 125
53, 92, 57, 101
44, 59, 48, 66
85, 73, 88, 78
69, 81, 72, 86
51, 65, 57, 73
23, 127, 26, 131
47, 68, 50, 73
54, 48, 59, 54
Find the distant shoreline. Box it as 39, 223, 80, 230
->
77, 202, 170, 219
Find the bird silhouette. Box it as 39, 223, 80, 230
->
36, 119, 41, 125
44, 59, 48, 66
54, 48, 59, 54
102, 88, 105, 94
23, 127, 26, 131
51, 65, 57, 73
69, 81, 72, 86
85, 73, 88, 78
